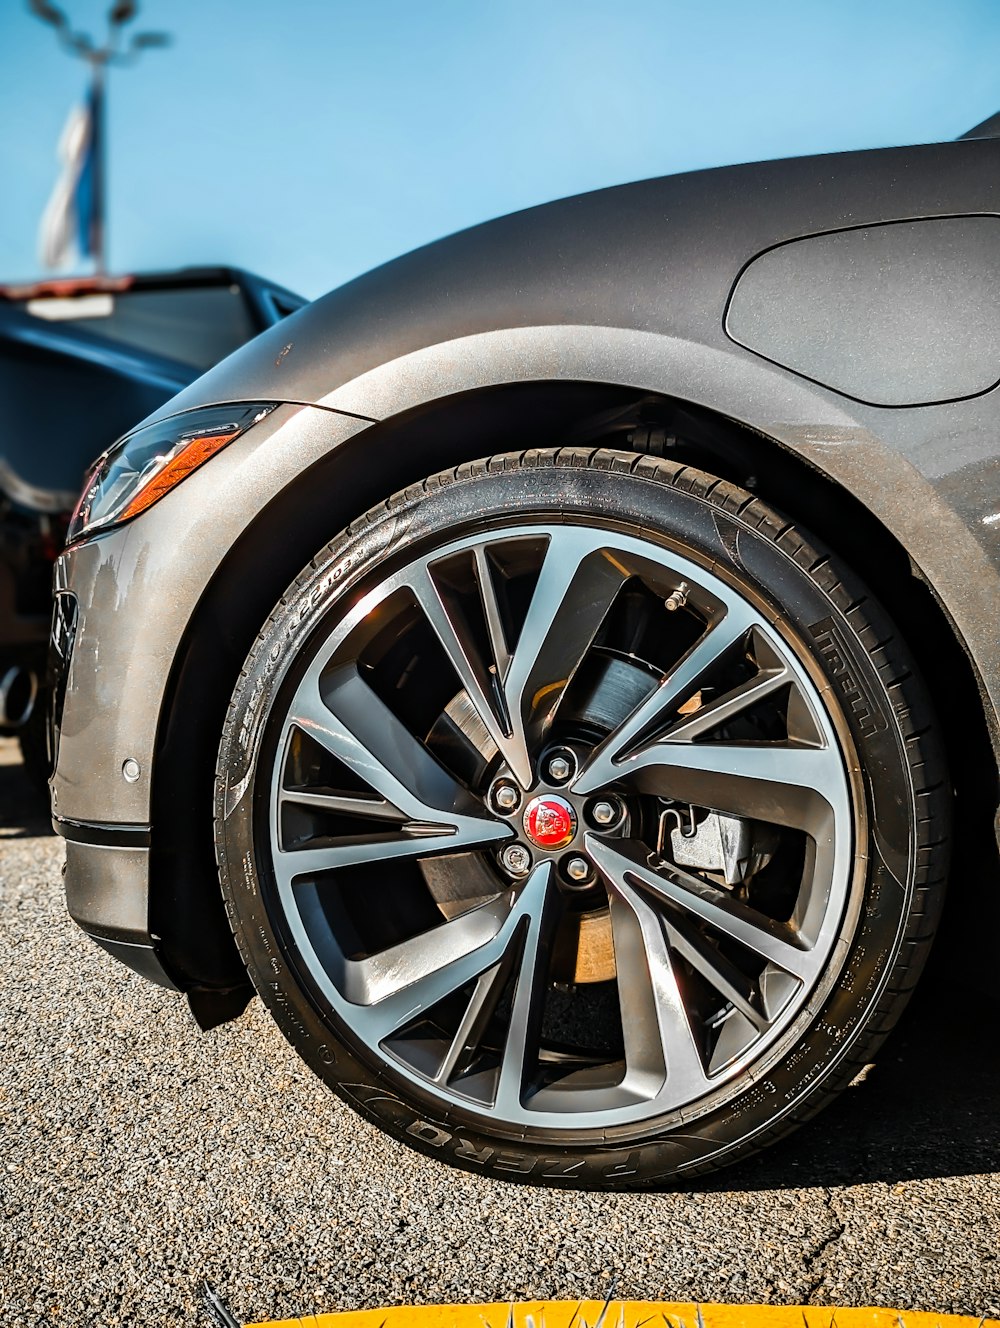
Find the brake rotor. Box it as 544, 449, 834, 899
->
554, 906, 617, 983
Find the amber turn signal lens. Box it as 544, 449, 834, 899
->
120, 429, 238, 521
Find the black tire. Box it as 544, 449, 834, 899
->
214, 448, 948, 1189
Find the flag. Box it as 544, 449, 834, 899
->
38, 81, 102, 271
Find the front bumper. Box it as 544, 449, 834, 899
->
49, 530, 176, 987
48, 400, 369, 989
50, 578, 175, 985
57, 830, 177, 988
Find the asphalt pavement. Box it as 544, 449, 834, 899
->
1, 736, 998, 1327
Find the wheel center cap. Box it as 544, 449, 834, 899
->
523, 795, 576, 850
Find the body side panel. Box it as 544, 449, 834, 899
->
51, 329, 999, 833
53, 139, 1000, 834
116, 141, 1000, 728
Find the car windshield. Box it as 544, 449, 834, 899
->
24, 284, 257, 370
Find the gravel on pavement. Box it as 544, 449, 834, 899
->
1, 738, 998, 1327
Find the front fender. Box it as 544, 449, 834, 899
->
53, 321, 1000, 837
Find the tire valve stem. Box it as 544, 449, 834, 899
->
665, 581, 689, 612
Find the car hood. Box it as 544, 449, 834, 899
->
134, 139, 993, 428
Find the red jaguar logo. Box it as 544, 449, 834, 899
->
523, 795, 577, 849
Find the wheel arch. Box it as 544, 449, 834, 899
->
149, 376, 996, 1009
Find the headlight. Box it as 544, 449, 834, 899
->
67, 402, 277, 545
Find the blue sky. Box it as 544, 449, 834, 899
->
2, 0, 999, 298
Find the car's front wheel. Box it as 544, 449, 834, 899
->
214, 448, 948, 1188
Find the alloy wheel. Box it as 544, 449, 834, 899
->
264, 520, 856, 1130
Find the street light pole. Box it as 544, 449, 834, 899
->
28, 1, 171, 274
90, 58, 106, 272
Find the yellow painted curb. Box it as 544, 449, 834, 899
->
247, 1301, 999, 1328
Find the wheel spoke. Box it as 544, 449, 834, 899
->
611, 735, 840, 836
588, 836, 815, 982
275, 828, 500, 879
290, 664, 467, 815
276, 664, 510, 883
279, 788, 407, 821
434, 960, 509, 1086
662, 665, 792, 743
493, 866, 563, 1112
342, 893, 511, 1006
501, 530, 627, 786
409, 559, 515, 767
663, 916, 769, 1030
473, 544, 513, 681
351, 863, 553, 1043
605, 867, 710, 1100
574, 601, 758, 794
415, 530, 627, 787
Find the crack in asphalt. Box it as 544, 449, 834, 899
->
801, 1189, 848, 1305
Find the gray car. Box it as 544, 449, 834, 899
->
49, 122, 1000, 1189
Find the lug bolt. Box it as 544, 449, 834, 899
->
500, 843, 533, 876
564, 855, 592, 883
545, 750, 575, 784
491, 781, 520, 813
591, 799, 620, 827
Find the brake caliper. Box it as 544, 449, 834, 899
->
657, 804, 778, 886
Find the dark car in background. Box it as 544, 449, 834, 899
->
48, 128, 1000, 1189
0, 266, 303, 781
